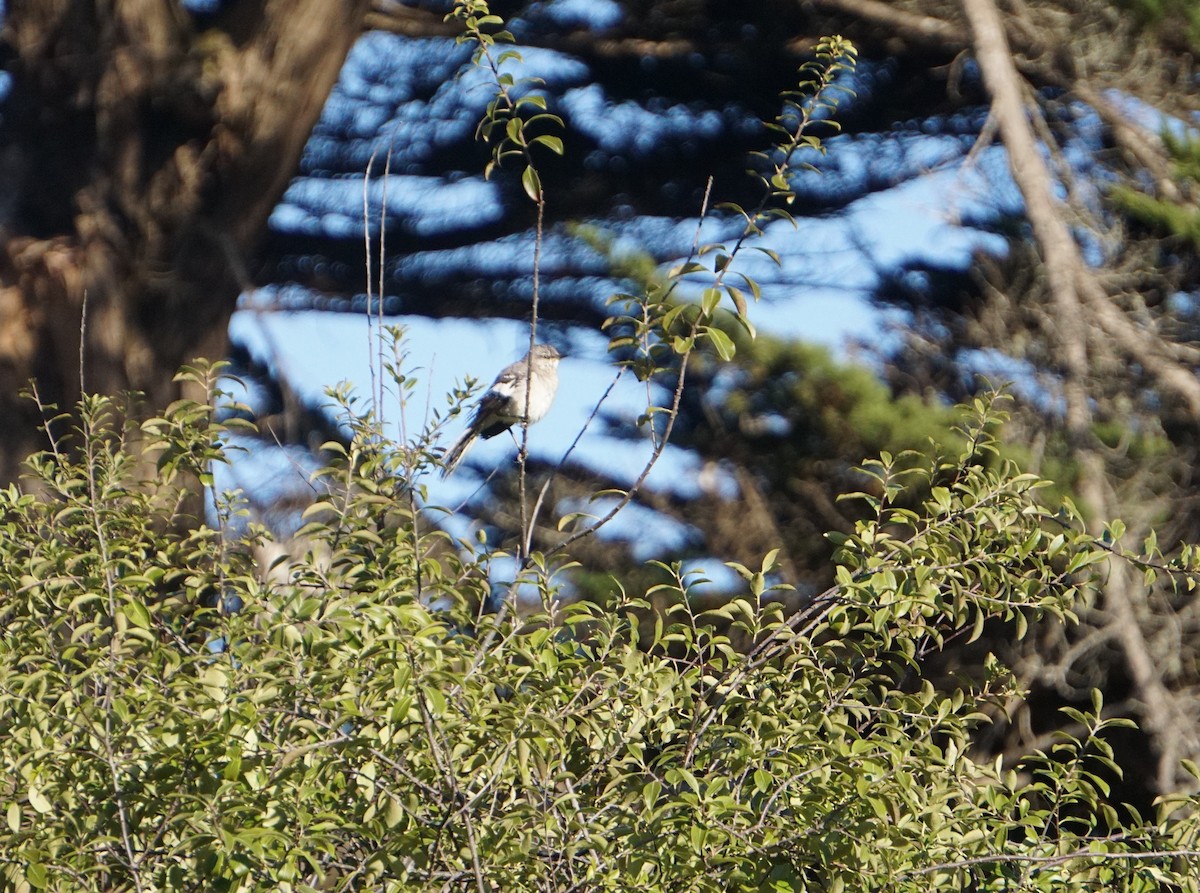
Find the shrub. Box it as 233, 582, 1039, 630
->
1, 378, 1197, 892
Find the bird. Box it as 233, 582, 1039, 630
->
441, 343, 563, 476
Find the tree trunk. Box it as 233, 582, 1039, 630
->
0, 0, 371, 480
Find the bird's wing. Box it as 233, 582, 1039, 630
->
473, 385, 519, 439
491, 363, 526, 390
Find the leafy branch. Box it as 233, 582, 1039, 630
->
451, 0, 566, 562
550, 35, 860, 558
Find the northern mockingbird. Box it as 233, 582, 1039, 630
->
442, 343, 563, 476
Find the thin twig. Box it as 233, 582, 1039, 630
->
901, 845, 1200, 879
363, 151, 378, 421
79, 289, 89, 396
84, 411, 144, 891
544, 177, 716, 558
522, 366, 628, 550
517, 196, 546, 563
378, 145, 392, 425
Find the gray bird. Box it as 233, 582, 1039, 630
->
442, 343, 563, 476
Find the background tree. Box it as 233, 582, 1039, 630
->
798, 0, 1200, 796
0, 0, 371, 480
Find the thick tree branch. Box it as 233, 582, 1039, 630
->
961, 0, 1091, 438
963, 0, 1200, 792
805, 0, 963, 51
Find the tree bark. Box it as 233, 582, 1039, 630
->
959, 0, 1091, 439
0, 0, 371, 480
962, 0, 1200, 794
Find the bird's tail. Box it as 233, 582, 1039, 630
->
441, 429, 478, 477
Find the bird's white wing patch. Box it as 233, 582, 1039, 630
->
489, 378, 519, 400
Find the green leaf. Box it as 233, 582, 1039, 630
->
27, 784, 52, 815
731, 309, 757, 339
26, 863, 47, 889
754, 247, 782, 266
706, 327, 736, 361
532, 134, 564, 155
385, 795, 405, 829
123, 598, 151, 630
668, 261, 707, 278
643, 780, 662, 809
727, 285, 749, 320
754, 768, 772, 793
521, 165, 542, 202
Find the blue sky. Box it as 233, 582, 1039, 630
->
219, 1, 1187, 583
225, 13, 1025, 580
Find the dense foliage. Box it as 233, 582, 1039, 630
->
4, 3, 1200, 889
1, 377, 1198, 892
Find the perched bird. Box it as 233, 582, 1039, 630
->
442, 343, 563, 476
